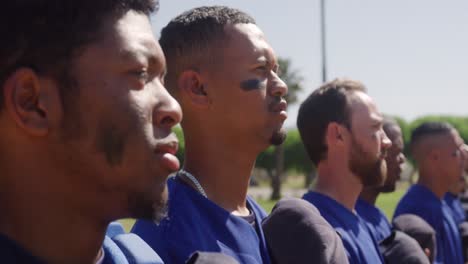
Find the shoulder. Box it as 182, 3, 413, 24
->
103, 234, 164, 264
246, 196, 267, 219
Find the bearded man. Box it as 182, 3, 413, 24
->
297, 78, 391, 264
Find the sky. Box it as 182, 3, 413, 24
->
151, 0, 468, 128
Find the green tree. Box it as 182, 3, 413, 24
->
173, 125, 185, 164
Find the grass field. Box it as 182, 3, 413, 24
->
375, 188, 407, 219
118, 188, 408, 232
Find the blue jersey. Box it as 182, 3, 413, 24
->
394, 184, 463, 264
302, 191, 384, 264
132, 177, 271, 264
0, 231, 163, 264
444, 192, 466, 225
355, 198, 392, 242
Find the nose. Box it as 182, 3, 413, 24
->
153, 88, 182, 129
381, 130, 392, 149
269, 73, 288, 98
398, 153, 406, 164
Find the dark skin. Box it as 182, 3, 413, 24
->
360, 124, 405, 205
0, 11, 182, 264
177, 23, 288, 215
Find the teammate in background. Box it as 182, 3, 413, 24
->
0, 1, 182, 263
394, 122, 466, 264
132, 6, 288, 264
297, 78, 391, 264
356, 117, 406, 241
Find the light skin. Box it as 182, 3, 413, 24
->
0, 11, 182, 264
414, 129, 466, 198
360, 124, 406, 205
315, 91, 392, 211
176, 23, 288, 216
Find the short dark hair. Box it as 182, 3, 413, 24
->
297, 78, 366, 166
0, 0, 158, 111
410, 121, 454, 149
159, 6, 256, 92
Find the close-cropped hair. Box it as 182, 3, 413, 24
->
159, 6, 256, 92
297, 78, 367, 166
410, 121, 454, 151
0, 0, 159, 111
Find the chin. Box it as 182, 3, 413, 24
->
380, 184, 396, 193
270, 129, 287, 146
127, 184, 169, 222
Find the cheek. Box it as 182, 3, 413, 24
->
239, 78, 267, 92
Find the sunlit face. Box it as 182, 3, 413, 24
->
380, 125, 405, 193
53, 11, 182, 222
206, 23, 288, 150
438, 129, 465, 187
347, 91, 392, 187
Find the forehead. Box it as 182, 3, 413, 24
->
349, 91, 382, 125
84, 11, 164, 68
430, 129, 463, 148
450, 129, 464, 146
386, 125, 403, 146
221, 23, 276, 63
385, 125, 402, 141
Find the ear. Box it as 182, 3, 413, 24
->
428, 148, 439, 161
325, 122, 348, 148
3, 68, 58, 136
178, 70, 210, 108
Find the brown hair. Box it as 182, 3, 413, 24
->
297, 78, 366, 165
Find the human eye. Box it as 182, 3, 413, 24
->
131, 69, 149, 81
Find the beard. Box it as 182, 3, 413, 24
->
379, 182, 396, 193
378, 173, 398, 193
270, 128, 287, 146
128, 185, 169, 224
348, 137, 387, 188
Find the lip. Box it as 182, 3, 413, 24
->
154, 140, 180, 172
154, 141, 179, 155
272, 100, 288, 113
271, 100, 288, 121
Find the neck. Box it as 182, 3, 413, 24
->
314, 159, 363, 211
418, 171, 448, 199
0, 169, 108, 264
183, 136, 260, 215
359, 188, 380, 205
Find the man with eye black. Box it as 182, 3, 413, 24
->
132, 6, 288, 264
394, 122, 466, 264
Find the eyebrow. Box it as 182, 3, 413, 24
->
119, 48, 165, 71
254, 55, 278, 67
371, 115, 383, 125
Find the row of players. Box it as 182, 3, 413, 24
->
2, 1, 466, 263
